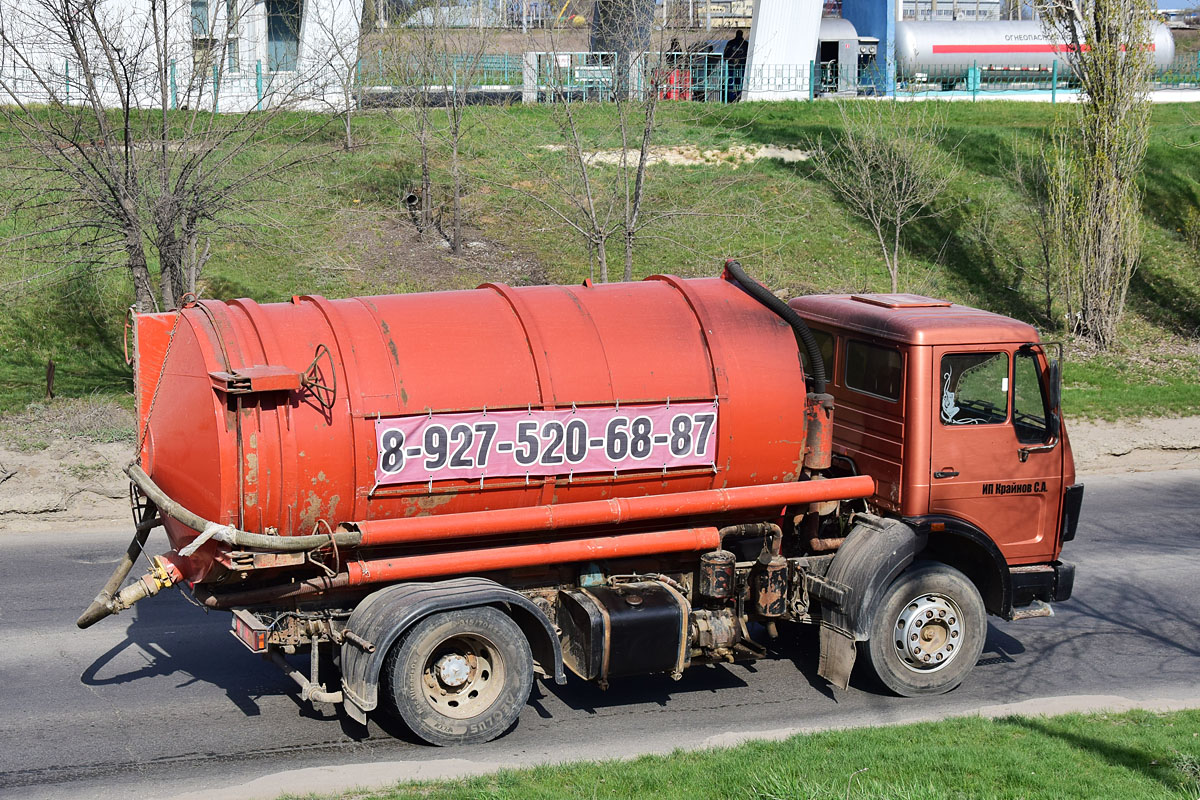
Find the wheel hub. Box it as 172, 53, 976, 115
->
892, 593, 962, 673
435, 654, 471, 688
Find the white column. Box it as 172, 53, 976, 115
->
742, 0, 823, 101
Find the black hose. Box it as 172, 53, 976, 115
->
723, 259, 827, 394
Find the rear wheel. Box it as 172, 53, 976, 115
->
382, 606, 533, 746
861, 561, 986, 696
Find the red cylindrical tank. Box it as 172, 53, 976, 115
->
133, 275, 810, 581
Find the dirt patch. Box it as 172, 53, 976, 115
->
330, 207, 548, 292
542, 143, 810, 168
1067, 415, 1200, 475
0, 398, 135, 532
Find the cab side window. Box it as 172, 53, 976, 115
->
845, 340, 902, 402
1013, 350, 1051, 443
800, 328, 836, 384
940, 352, 1008, 425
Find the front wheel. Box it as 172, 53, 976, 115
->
860, 562, 986, 696
382, 606, 533, 746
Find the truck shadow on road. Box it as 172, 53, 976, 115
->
78, 589, 280, 718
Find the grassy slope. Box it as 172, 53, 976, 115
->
1, 102, 1198, 417
292, 709, 1200, 800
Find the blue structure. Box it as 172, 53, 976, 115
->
838, 0, 895, 94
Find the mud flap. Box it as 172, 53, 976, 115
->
816, 514, 927, 690
817, 623, 857, 690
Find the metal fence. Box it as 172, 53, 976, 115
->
353, 50, 1200, 106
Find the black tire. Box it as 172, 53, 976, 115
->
860, 561, 986, 697
382, 606, 533, 746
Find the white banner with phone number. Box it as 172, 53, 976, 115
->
374, 402, 718, 486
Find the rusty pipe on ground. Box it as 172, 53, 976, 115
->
199, 527, 721, 608
76, 509, 162, 629
348, 476, 876, 547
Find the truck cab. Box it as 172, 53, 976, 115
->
791, 293, 1081, 617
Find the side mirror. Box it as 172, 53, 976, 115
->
1048, 358, 1062, 411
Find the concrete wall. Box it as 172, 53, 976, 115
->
0, 0, 360, 112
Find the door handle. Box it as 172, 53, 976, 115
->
934, 469, 959, 479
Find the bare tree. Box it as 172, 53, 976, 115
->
489, 10, 709, 282
0, 0, 349, 312
384, 9, 494, 253
309, 0, 369, 151
807, 100, 960, 294
1039, 0, 1153, 349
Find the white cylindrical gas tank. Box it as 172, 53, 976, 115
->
895, 21, 1176, 73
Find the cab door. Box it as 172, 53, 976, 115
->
928, 345, 1063, 563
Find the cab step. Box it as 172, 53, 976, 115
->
1010, 600, 1054, 620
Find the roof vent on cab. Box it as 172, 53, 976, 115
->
850, 294, 952, 309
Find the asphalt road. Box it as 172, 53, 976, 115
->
1, 469, 1197, 800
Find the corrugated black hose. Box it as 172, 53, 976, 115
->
724, 259, 827, 394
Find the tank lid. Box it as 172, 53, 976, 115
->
850, 294, 952, 309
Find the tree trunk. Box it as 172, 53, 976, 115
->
451, 119, 462, 254
597, 236, 609, 283
127, 235, 157, 313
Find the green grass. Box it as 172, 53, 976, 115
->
1, 101, 1198, 419
289, 709, 1200, 800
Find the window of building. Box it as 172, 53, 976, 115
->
191, 0, 210, 37
940, 352, 1008, 425
267, 0, 302, 72
225, 0, 240, 72
845, 340, 902, 402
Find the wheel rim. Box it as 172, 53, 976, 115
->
892, 592, 964, 673
419, 632, 505, 720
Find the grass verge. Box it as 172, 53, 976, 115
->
291, 709, 1200, 800
1, 102, 1198, 418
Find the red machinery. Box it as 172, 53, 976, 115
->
77, 263, 1077, 747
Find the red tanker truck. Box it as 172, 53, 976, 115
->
78, 261, 1082, 745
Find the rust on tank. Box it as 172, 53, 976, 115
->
300, 491, 322, 531
401, 494, 454, 517
244, 453, 258, 484
244, 491, 257, 508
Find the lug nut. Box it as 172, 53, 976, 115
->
947, 643, 954, 651
910, 633, 918, 641
936, 653, 943, 661
926, 610, 934, 619
938, 610, 946, 617
915, 620, 923, 628
951, 630, 959, 638
949, 617, 956, 625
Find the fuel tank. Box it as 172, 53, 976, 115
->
895, 20, 1176, 73
133, 275, 811, 580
